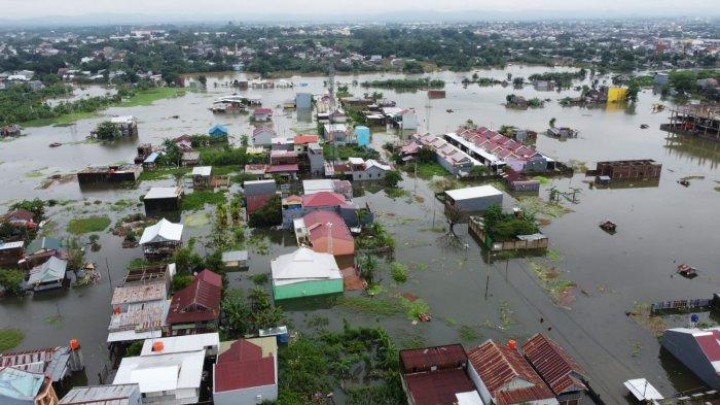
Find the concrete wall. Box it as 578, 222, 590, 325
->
214, 384, 278, 405
452, 194, 504, 212
272, 279, 343, 300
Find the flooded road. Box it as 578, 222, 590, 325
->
1, 66, 720, 402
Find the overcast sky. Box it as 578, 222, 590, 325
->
1, 0, 716, 19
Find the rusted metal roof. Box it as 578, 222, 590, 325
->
467, 340, 555, 405
522, 333, 587, 396
214, 340, 275, 392
403, 368, 477, 405
400, 344, 467, 373
166, 270, 221, 325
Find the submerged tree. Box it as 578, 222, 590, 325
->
94, 121, 121, 140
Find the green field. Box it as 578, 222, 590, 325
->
67, 216, 111, 234
120, 87, 186, 107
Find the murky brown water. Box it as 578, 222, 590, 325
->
2, 66, 720, 403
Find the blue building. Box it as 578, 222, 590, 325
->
208, 124, 229, 138
355, 126, 371, 147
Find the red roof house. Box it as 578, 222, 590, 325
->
3, 208, 36, 228
399, 344, 482, 405
300, 211, 355, 268
522, 334, 587, 405
213, 338, 277, 403
301, 191, 350, 208
467, 340, 556, 405
293, 134, 319, 145
166, 269, 222, 335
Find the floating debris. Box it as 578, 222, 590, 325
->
677, 264, 698, 279
599, 220, 617, 234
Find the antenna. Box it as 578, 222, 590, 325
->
326, 222, 333, 254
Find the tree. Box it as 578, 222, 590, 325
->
197, 75, 207, 87
248, 195, 282, 228
221, 289, 252, 338
10, 199, 45, 222
417, 146, 434, 164
668, 70, 698, 95
470, 165, 488, 177
64, 237, 85, 271
95, 121, 121, 140
0, 269, 25, 295
161, 138, 182, 167
240, 134, 249, 147
383, 170, 402, 188
513, 77, 524, 87
359, 254, 377, 285
549, 117, 557, 128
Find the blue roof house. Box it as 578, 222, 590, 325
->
208, 124, 229, 138
355, 126, 371, 147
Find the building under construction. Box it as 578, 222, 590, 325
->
664, 104, 720, 141
592, 160, 662, 180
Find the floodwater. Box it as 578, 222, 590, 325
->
1, 66, 720, 403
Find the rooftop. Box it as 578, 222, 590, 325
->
27, 256, 67, 285
400, 344, 468, 373
214, 339, 276, 393
140, 333, 219, 356
271, 247, 341, 286
446, 185, 503, 201
191, 166, 212, 176
166, 269, 222, 325
113, 350, 205, 394
59, 384, 140, 404
111, 280, 167, 306
144, 187, 181, 200
404, 368, 478, 405
302, 191, 349, 208
522, 333, 587, 396
139, 218, 183, 245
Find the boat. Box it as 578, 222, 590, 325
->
678, 178, 690, 187
49, 142, 62, 147
599, 220, 617, 234
677, 264, 698, 279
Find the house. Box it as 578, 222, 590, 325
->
399, 344, 481, 405
166, 269, 222, 336
523, 334, 587, 405
0, 367, 59, 405
295, 211, 355, 268
467, 340, 558, 405
295, 93, 312, 109
244, 180, 278, 220
355, 126, 371, 147
271, 247, 343, 300
107, 300, 170, 344
181, 152, 200, 167
593, 160, 662, 180
77, 165, 143, 186
139, 219, 183, 259
292, 134, 319, 154
111, 265, 174, 312
142, 153, 160, 170
0, 344, 84, 385
662, 326, 720, 389
208, 124, 229, 138
349, 157, 393, 181
411, 133, 479, 176
281, 191, 367, 230
134, 144, 153, 164
191, 166, 212, 189
59, 384, 141, 405
3, 208, 36, 229
383, 108, 418, 130
329, 109, 347, 124
445, 185, 504, 213
143, 187, 183, 217
308, 143, 325, 176
252, 127, 277, 146
252, 107, 273, 122
27, 256, 67, 292
112, 334, 217, 404
323, 123, 349, 143
213, 338, 278, 405
0, 241, 24, 268
110, 116, 138, 137
20, 237, 64, 269
221, 250, 249, 271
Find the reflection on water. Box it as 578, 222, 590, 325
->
664, 134, 720, 170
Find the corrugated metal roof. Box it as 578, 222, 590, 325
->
0, 367, 45, 400
139, 218, 183, 245
0, 346, 71, 382
400, 344, 467, 373
522, 333, 587, 396
302, 191, 349, 208
467, 340, 555, 405
214, 340, 275, 392
28, 256, 67, 284
59, 384, 140, 404
221, 250, 248, 262
166, 270, 221, 326
140, 333, 219, 356
403, 368, 477, 405
144, 187, 181, 200
302, 211, 355, 257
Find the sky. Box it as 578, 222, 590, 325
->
0, 0, 716, 20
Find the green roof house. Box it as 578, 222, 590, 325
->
271, 247, 343, 300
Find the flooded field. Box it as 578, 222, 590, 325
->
2, 66, 720, 403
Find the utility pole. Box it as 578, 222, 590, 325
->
105, 258, 113, 291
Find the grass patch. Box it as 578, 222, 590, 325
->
568, 159, 588, 173
390, 261, 408, 283
120, 87, 185, 107
533, 176, 551, 185
182, 190, 227, 211
211, 166, 237, 176
184, 212, 210, 227
529, 260, 577, 307
627, 301, 668, 336
405, 162, 450, 178
249, 273, 269, 285
400, 297, 431, 321
547, 249, 563, 261
336, 296, 403, 317
458, 325, 482, 342
518, 196, 572, 219
385, 187, 409, 199
23, 111, 99, 127
499, 301, 513, 329
0, 328, 24, 351
67, 216, 111, 234
139, 167, 190, 181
